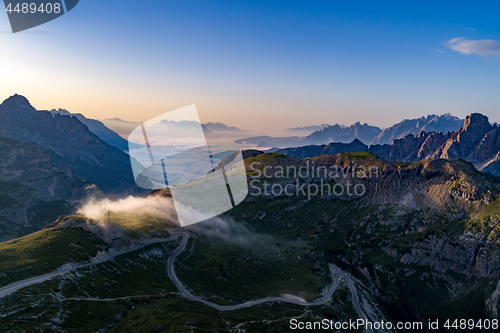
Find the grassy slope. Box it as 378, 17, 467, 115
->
0, 226, 106, 287
0, 241, 180, 333
108, 293, 360, 333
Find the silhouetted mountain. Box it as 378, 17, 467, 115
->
276, 139, 368, 158
0, 95, 145, 195
370, 131, 452, 163
371, 113, 463, 145
50, 109, 132, 151
302, 122, 382, 145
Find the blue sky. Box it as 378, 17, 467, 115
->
1, 0, 499, 129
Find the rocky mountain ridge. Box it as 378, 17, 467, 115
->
302, 122, 382, 145
49, 109, 133, 152
372, 113, 464, 145
278, 113, 500, 177
0, 94, 144, 195
235, 113, 464, 147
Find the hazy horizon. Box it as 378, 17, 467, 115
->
2, 93, 496, 135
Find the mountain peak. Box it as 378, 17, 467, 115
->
0, 94, 36, 112
463, 113, 490, 131
351, 138, 365, 145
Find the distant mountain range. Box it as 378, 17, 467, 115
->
101, 118, 140, 137
237, 113, 465, 147
203, 122, 243, 132
277, 113, 500, 177
102, 118, 242, 137
287, 124, 331, 132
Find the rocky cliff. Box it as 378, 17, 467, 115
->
0, 135, 91, 241
371, 113, 463, 145
49, 109, 132, 152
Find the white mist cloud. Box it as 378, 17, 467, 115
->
77, 195, 177, 221
77, 196, 271, 247
445, 37, 500, 56
186, 216, 273, 247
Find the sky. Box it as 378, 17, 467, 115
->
1, 0, 500, 130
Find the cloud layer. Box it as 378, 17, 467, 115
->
77, 195, 270, 247
445, 38, 500, 56
77, 195, 177, 221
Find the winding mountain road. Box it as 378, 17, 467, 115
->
0, 230, 372, 332
0, 235, 177, 298
167, 232, 373, 332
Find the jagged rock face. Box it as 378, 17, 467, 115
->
0, 136, 88, 201
416, 131, 451, 160
302, 114, 463, 146
0, 94, 143, 195
433, 113, 494, 160
393, 225, 500, 278
371, 113, 463, 145
49, 109, 131, 152
462, 113, 494, 146
482, 154, 500, 176
0, 134, 91, 241
370, 131, 452, 163
371, 133, 425, 162
470, 127, 500, 163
